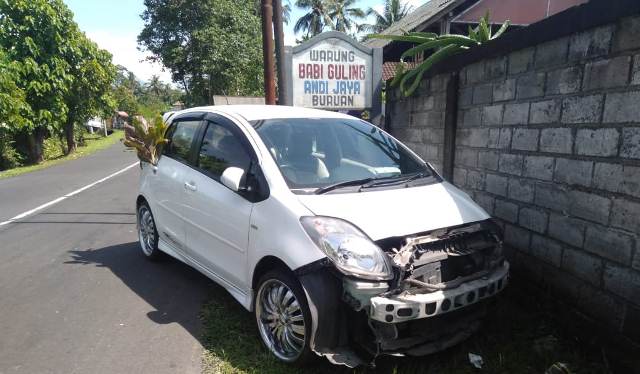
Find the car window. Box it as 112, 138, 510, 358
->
252, 118, 431, 190
197, 121, 252, 180
164, 120, 200, 163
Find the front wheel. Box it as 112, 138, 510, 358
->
255, 270, 314, 364
137, 202, 162, 260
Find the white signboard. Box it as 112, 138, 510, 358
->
291, 38, 373, 110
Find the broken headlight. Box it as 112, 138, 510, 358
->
301, 216, 393, 280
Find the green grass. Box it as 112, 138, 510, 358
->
201, 284, 608, 374
0, 130, 124, 180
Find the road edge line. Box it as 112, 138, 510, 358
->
0, 162, 139, 227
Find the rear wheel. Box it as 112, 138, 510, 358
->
137, 202, 162, 260
255, 270, 314, 364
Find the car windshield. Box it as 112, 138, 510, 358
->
251, 117, 433, 192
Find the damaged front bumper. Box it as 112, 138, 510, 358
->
369, 261, 509, 323
298, 220, 509, 366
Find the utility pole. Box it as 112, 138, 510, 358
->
261, 0, 276, 105
272, 0, 288, 105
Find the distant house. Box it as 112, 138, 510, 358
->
111, 111, 129, 129
367, 0, 588, 68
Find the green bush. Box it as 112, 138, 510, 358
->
43, 136, 66, 160
0, 132, 23, 170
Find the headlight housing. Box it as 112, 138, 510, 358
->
301, 216, 392, 280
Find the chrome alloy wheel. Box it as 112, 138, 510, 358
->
137, 205, 156, 256
256, 279, 306, 362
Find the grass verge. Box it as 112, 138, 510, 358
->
0, 130, 124, 180
201, 283, 607, 374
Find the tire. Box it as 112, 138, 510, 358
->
137, 202, 162, 260
254, 270, 315, 365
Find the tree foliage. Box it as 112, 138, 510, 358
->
0, 49, 30, 129
294, 0, 333, 37
138, 0, 264, 106
0, 0, 117, 162
63, 35, 117, 152
360, 0, 413, 34
328, 0, 365, 33
294, 0, 365, 37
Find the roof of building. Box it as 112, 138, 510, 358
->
452, 0, 588, 26
364, 0, 466, 49
173, 105, 355, 123
365, 0, 588, 51
382, 61, 419, 81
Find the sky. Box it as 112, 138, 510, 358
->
63, 0, 428, 84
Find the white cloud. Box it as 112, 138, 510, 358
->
85, 30, 172, 84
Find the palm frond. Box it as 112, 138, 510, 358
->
122, 114, 169, 165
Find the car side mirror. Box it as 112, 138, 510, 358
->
220, 167, 245, 192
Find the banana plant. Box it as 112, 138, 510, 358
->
122, 114, 169, 165
370, 13, 510, 96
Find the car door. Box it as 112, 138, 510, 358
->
149, 117, 202, 253
182, 114, 255, 290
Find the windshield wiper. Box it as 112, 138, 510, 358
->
314, 177, 375, 194
360, 172, 430, 190
314, 173, 431, 195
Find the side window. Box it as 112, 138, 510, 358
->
197, 121, 252, 180
164, 120, 200, 162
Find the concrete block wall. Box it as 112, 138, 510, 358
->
385, 13, 640, 346
457, 16, 640, 344
385, 74, 450, 174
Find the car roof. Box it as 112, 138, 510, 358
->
172, 105, 357, 122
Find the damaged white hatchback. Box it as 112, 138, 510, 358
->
136, 105, 508, 367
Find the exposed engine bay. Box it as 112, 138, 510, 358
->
298, 219, 509, 367
381, 220, 506, 295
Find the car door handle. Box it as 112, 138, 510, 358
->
184, 181, 197, 191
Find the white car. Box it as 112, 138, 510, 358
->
136, 105, 508, 366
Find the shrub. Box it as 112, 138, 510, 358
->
0, 130, 23, 170
43, 136, 66, 160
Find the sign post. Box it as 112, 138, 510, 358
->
284, 32, 383, 126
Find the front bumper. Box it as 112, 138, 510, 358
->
298, 259, 509, 367
369, 261, 509, 323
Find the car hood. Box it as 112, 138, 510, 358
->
296, 181, 490, 241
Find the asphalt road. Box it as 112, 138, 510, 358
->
0, 144, 213, 374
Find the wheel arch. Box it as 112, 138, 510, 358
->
136, 194, 148, 208
251, 255, 294, 293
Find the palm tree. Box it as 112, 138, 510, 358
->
360, 0, 413, 34
282, 1, 292, 24
327, 0, 365, 33
146, 75, 162, 97
294, 0, 332, 38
